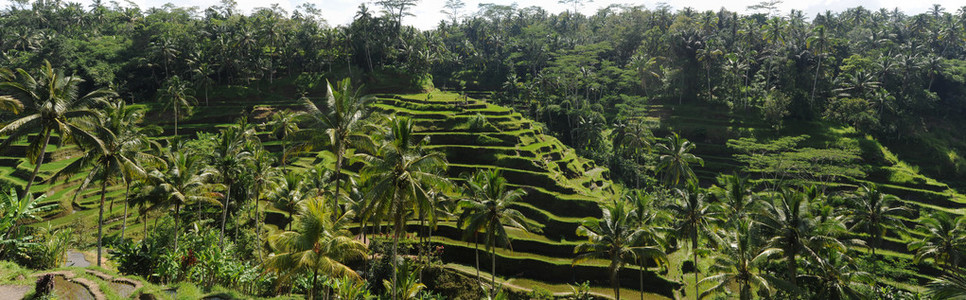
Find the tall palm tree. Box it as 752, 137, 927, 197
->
711, 173, 757, 222
265, 198, 368, 300
664, 187, 719, 298
99, 99, 161, 240
146, 148, 221, 251
798, 250, 870, 300
655, 132, 704, 187
927, 272, 966, 300
270, 109, 300, 171
157, 75, 196, 137
0, 61, 115, 199
909, 212, 966, 272
296, 78, 370, 218
846, 184, 909, 281
268, 171, 309, 231
699, 219, 789, 300
359, 116, 448, 300
574, 200, 668, 300
247, 146, 277, 260
757, 187, 847, 285
457, 169, 531, 297
213, 119, 255, 248
626, 191, 669, 300
50, 99, 161, 267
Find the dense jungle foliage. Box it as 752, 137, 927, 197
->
3, 0, 966, 299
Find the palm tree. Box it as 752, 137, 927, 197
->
265, 198, 368, 300
625, 191, 669, 300
50, 99, 162, 267
296, 78, 370, 218
270, 109, 300, 171
712, 173, 757, 222
664, 187, 718, 298
909, 212, 966, 272
0, 61, 115, 199
157, 75, 196, 137
756, 187, 848, 285
359, 116, 448, 300
699, 219, 789, 300
457, 169, 531, 297
655, 133, 704, 187
798, 251, 871, 300
145, 148, 221, 251
213, 119, 255, 248
574, 200, 668, 300
927, 272, 966, 299
99, 99, 161, 241
247, 147, 277, 260
846, 184, 909, 281
268, 171, 310, 231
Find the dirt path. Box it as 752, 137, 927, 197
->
0, 285, 30, 299
64, 250, 90, 268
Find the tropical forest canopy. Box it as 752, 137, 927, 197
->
2, 0, 966, 299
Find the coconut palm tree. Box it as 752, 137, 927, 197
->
458, 169, 531, 297
655, 132, 704, 187
798, 250, 871, 300
757, 187, 851, 285
213, 119, 255, 248
927, 272, 966, 300
157, 75, 196, 137
268, 171, 309, 231
711, 173, 757, 222
265, 198, 368, 300
664, 187, 719, 298
699, 219, 790, 300
0, 61, 115, 199
909, 212, 966, 272
246, 146, 277, 260
846, 184, 909, 280
270, 109, 300, 171
358, 116, 448, 300
295, 78, 370, 218
574, 200, 668, 300
625, 191, 669, 300
50, 99, 162, 267
145, 148, 221, 251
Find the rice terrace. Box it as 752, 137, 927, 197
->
2, 0, 966, 299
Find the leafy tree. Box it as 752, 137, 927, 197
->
909, 212, 966, 272
265, 198, 367, 300
295, 78, 369, 218
458, 169, 531, 297
157, 75, 196, 137
0, 61, 114, 199
700, 219, 792, 300
145, 148, 221, 252
664, 188, 719, 298
0, 188, 48, 256
213, 119, 256, 248
359, 116, 448, 300
846, 184, 910, 283
574, 200, 667, 300
656, 133, 704, 187
268, 171, 310, 231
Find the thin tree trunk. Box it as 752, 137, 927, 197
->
174, 202, 180, 251
220, 182, 232, 249
96, 180, 108, 267
639, 259, 644, 300
392, 209, 401, 300
174, 104, 178, 137
333, 147, 342, 221
311, 265, 320, 300
121, 182, 130, 240
491, 238, 497, 298
693, 239, 699, 300
611, 262, 620, 300
21, 130, 51, 199
475, 234, 481, 285
255, 184, 262, 262
810, 58, 822, 110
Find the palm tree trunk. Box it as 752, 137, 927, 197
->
121, 182, 130, 240
475, 234, 481, 285
174, 202, 180, 251
639, 259, 644, 300
391, 191, 402, 300
174, 104, 178, 137
333, 147, 343, 221
21, 129, 51, 200
96, 180, 108, 267
810, 58, 821, 110
491, 238, 498, 298
311, 264, 320, 300
611, 261, 621, 300
693, 239, 699, 300
220, 182, 232, 249
255, 184, 262, 262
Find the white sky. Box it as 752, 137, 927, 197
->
1, 0, 962, 30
